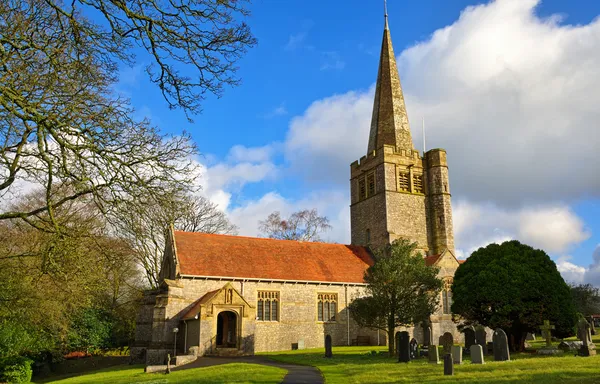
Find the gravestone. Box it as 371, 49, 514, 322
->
324, 335, 332, 358
526, 333, 536, 341
443, 353, 454, 376
395, 332, 401, 358
298, 339, 305, 350
423, 324, 432, 347
398, 331, 410, 363
428, 345, 440, 364
537, 320, 562, 355
441, 332, 454, 355
589, 316, 596, 336
558, 340, 583, 352
577, 317, 597, 357
451, 345, 462, 365
475, 327, 487, 352
463, 326, 476, 350
409, 338, 419, 360
492, 328, 510, 361
470, 344, 485, 364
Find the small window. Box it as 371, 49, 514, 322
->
442, 291, 449, 314
398, 172, 410, 191
366, 229, 371, 245
367, 172, 375, 197
317, 293, 338, 322
444, 183, 448, 193
414, 174, 423, 194
257, 291, 279, 321
358, 179, 366, 201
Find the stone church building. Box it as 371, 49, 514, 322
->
132, 13, 462, 364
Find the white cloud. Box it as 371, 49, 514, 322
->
556, 257, 586, 284
284, 32, 308, 51
261, 104, 288, 119
226, 145, 275, 163
584, 245, 600, 287
320, 51, 346, 71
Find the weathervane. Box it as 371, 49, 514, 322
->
384, 0, 389, 29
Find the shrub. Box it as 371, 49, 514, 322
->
0, 356, 33, 383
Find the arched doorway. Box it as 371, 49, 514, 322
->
216, 311, 237, 348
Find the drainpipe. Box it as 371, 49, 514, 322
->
184, 320, 188, 353
345, 285, 350, 346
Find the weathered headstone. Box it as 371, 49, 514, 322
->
409, 338, 419, 360
451, 345, 462, 365
398, 331, 410, 363
429, 345, 440, 364
475, 326, 487, 352
470, 344, 485, 364
298, 339, 305, 350
526, 333, 536, 341
463, 326, 476, 350
423, 325, 433, 347
589, 316, 596, 336
441, 332, 454, 355
577, 317, 597, 357
395, 332, 401, 358
492, 328, 510, 361
537, 320, 562, 355
558, 340, 583, 352
443, 353, 454, 376
324, 335, 332, 358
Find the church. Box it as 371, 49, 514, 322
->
131, 11, 462, 365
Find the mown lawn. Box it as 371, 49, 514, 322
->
262, 345, 600, 384
36, 363, 287, 384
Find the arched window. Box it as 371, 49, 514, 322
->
441, 278, 453, 315
257, 291, 279, 321
317, 293, 337, 322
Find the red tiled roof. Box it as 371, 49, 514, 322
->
458, 259, 466, 264
424, 254, 441, 266
174, 231, 374, 284
181, 290, 219, 320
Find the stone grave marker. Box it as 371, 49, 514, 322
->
398, 331, 410, 363
429, 345, 440, 364
423, 325, 433, 347
451, 345, 462, 365
475, 326, 487, 352
526, 333, 536, 341
492, 328, 510, 361
537, 320, 561, 355
443, 353, 454, 376
395, 332, 400, 358
589, 316, 596, 336
577, 317, 597, 357
463, 326, 476, 350
470, 344, 485, 364
441, 332, 454, 355
324, 335, 332, 358
409, 338, 419, 360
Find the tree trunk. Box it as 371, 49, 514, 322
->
388, 316, 395, 356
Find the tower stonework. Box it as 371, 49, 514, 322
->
350, 15, 454, 257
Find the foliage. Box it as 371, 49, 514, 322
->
0, 356, 33, 384
66, 309, 113, 353
570, 283, 600, 317
452, 240, 578, 352
348, 239, 442, 354
258, 209, 331, 241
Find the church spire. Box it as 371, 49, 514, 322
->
367, 6, 414, 154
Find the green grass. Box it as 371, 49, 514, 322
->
263, 346, 600, 384
35, 363, 287, 384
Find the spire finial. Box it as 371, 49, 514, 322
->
384, 0, 389, 29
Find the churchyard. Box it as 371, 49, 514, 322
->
36, 332, 600, 384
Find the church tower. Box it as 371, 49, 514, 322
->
350, 10, 455, 256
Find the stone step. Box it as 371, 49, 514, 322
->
208, 348, 246, 357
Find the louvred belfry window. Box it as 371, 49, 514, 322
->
317, 293, 338, 322
257, 291, 279, 321
399, 172, 410, 191
358, 178, 366, 201
414, 174, 423, 194
367, 172, 375, 197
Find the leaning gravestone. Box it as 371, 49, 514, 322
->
577, 317, 597, 357
492, 328, 510, 361
324, 335, 332, 358
398, 331, 410, 363
451, 345, 462, 365
526, 333, 536, 341
463, 326, 476, 350
441, 332, 454, 355
470, 344, 485, 364
475, 326, 487, 352
409, 338, 419, 360
589, 316, 596, 336
429, 345, 440, 364
443, 353, 454, 376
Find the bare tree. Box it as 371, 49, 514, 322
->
258, 209, 332, 242
0, 0, 256, 231
114, 192, 237, 288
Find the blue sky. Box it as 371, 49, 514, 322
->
117, 0, 600, 286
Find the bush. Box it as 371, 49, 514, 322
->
0, 356, 33, 383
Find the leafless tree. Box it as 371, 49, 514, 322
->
258, 209, 332, 242
0, 0, 256, 231
113, 192, 237, 288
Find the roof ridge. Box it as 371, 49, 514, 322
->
173, 230, 356, 247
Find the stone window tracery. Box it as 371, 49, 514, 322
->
441, 278, 453, 315
257, 291, 279, 321
317, 293, 337, 322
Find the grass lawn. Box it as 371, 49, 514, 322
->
36, 363, 287, 384
262, 344, 600, 384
